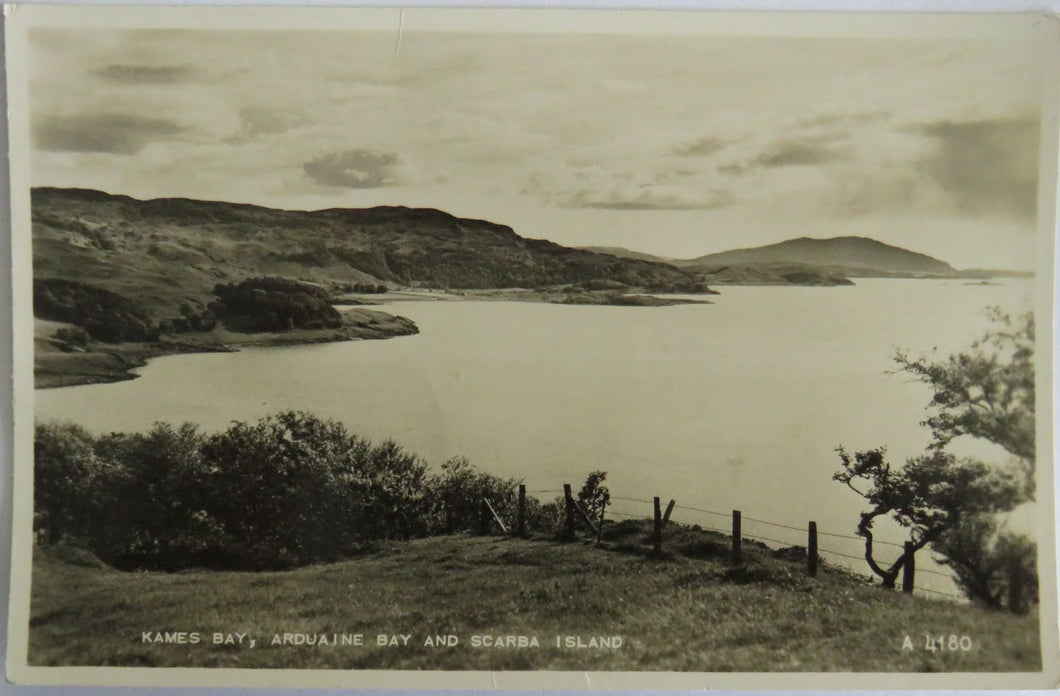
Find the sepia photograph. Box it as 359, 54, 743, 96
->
4, 5, 1059, 690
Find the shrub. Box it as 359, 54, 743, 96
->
346, 283, 389, 294
34, 412, 544, 570
52, 326, 89, 349
212, 277, 343, 332
34, 278, 158, 343
425, 457, 522, 535
34, 422, 124, 546
932, 514, 1038, 613
200, 412, 428, 568
577, 470, 611, 527
91, 423, 223, 570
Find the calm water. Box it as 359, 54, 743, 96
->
35, 278, 1035, 592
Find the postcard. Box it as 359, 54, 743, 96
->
4, 4, 1059, 690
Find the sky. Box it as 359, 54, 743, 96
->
25, 22, 1048, 269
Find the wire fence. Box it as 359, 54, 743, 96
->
565, 487, 965, 600
481, 483, 967, 601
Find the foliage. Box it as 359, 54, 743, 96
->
577, 470, 611, 525
894, 309, 1035, 475
91, 423, 223, 569
932, 515, 1038, 614
34, 412, 566, 570
33, 278, 159, 343
346, 283, 389, 294
52, 326, 90, 350
212, 277, 343, 332
834, 447, 1026, 587
200, 412, 428, 567
34, 412, 434, 570
33, 421, 121, 546
835, 308, 1037, 604
425, 457, 523, 535
33, 278, 217, 342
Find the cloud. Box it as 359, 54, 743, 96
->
716, 132, 854, 176
754, 137, 853, 168
796, 111, 886, 129
224, 108, 302, 144
917, 117, 1038, 220
302, 149, 402, 188
33, 113, 185, 154
523, 155, 736, 212
565, 187, 733, 211
95, 64, 197, 84
673, 137, 729, 157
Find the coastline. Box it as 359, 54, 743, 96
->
32, 288, 712, 389
34, 307, 419, 390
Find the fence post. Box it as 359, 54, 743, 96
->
731, 510, 742, 564
478, 498, 490, 536
572, 499, 600, 536
902, 542, 915, 594
562, 484, 576, 541
596, 502, 606, 546
484, 498, 508, 534
663, 499, 676, 525
653, 497, 662, 558
1007, 555, 1025, 612
517, 484, 526, 537
807, 521, 818, 577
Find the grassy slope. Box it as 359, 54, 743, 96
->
29, 523, 1040, 672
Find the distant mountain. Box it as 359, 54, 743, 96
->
676, 236, 956, 277
576, 246, 673, 264
31, 187, 698, 314
696, 262, 853, 286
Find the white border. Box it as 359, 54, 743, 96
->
3, 3, 1060, 692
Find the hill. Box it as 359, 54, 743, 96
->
577, 246, 673, 263
677, 236, 956, 277
29, 527, 1039, 671
32, 187, 714, 386
696, 262, 854, 286
32, 187, 697, 314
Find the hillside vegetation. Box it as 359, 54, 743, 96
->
34, 413, 543, 571
29, 530, 1040, 671
696, 262, 854, 286
32, 187, 697, 313
29, 411, 1041, 671
32, 187, 718, 385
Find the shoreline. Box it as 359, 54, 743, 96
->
34, 307, 419, 390
33, 276, 1025, 390
34, 288, 714, 389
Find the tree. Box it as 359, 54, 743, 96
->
34, 411, 435, 571
835, 308, 1036, 600
425, 457, 521, 535
577, 470, 611, 526
931, 514, 1037, 613
894, 308, 1034, 484
202, 411, 380, 567
34, 421, 117, 546
92, 422, 223, 569
834, 447, 1025, 588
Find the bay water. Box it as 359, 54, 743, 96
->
35, 278, 1036, 593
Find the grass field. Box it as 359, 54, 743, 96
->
27, 522, 1041, 671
